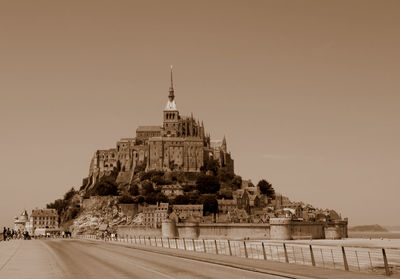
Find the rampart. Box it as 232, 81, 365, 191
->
117, 218, 347, 240
117, 225, 161, 237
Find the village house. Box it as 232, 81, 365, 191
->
217, 199, 237, 214
172, 204, 203, 221
161, 185, 184, 198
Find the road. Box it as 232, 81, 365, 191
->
0, 239, 293, 279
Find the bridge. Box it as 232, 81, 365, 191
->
0, 239, 388, 278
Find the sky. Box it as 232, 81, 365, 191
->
0, 0, 399, 227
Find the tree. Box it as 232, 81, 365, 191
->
129, 184, 139, 196
134, 195, 145, 204
196, 174, 220, 194
231, 175, 242, 190
144, 192, 168, 204
89, 176, 118, 196
257, 179, 275, 198
173, 194, 190, 205
198, 195, 218, 215
119, 195, 135, 204
201, 158, 219, 175
63, 187, 76, 201
218, 167, 234, 182
141, 181, 155, 195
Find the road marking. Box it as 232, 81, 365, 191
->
84, 240, 304, 279
0, 241, 22, 272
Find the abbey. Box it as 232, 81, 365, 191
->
85, 68, 234, 187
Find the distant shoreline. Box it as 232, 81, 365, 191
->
348, 231, 400, 239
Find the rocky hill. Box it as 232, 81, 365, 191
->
349, 224, 388, 232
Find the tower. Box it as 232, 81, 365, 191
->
163, 66, 179, 136
222, 135, 227, 153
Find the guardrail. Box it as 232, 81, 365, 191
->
78, 234, 399, 277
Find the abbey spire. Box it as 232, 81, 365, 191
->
169, 65, 174, 101
165, 65, 177, 111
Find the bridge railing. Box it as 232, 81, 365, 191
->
77, 234, 399, 277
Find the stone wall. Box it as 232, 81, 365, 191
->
117, 225, 161, 237
325, 220, 348, 239
119, 219, 347, 240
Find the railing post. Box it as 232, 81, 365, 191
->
167, 237, 171, 248
292, 246, 296, 263
175, 238, 179, 249
341, 246, 349, 271
382, 248, 391, 276
243, 241, 248, 258
214, 240, 218, 255
261, 242, 267, 260
203, 239, 206, 253
228, 240, 232, 256
355, 250, 360, 271
183, 238, 187, 250
283, 243, 289, 263
192, 239, 196, 252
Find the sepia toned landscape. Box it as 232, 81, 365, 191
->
1, 0, 399, 278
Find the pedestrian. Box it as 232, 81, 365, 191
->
3, 227, 6, 241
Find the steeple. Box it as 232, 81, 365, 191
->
168, 65, 174, 102
165, 65, 177, 111
222, 135, 227, 152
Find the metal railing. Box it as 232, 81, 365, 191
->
78, 234, 399, 276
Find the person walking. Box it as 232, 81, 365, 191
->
7, 228, 11, 240
2, 227, 6, 241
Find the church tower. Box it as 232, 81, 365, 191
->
163, 66, 180, 136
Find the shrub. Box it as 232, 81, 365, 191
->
257, 179, 275, 198
196, 174, 220, 194
197, 194, 218, 215
129, 184, 139, 196
119, 195, 135, 204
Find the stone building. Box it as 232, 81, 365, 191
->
142, 203, 169, 228
161, 185, 184, 197
84, 68, 234, 189
142, 205, 157, 228
30, 208, 59, 235
13, 210, 29, 232
217, 199, 237, 214
172, 204, 203, 221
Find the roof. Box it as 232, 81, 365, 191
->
210, 140, 223, 148
217, 199, 237, 205
173, 204, 203, 210
162, 185, 183, 189
31, 209, 58, 217
136, 126, 162, 132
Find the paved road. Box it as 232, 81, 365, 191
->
0, 239, 293, 279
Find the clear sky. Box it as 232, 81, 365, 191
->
0, 0, 399, 227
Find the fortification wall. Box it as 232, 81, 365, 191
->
121, 219, 346, 240
175, 223, 270, 240
269, 218, 293, 240
269, 218, 326, 240
291, 221, 325, 239
117, 225, 161, 237
325, 220, 348, 239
